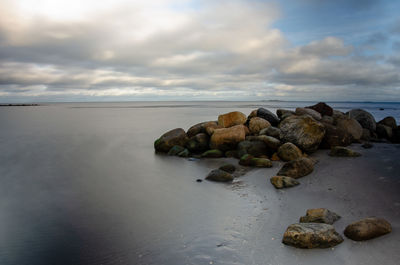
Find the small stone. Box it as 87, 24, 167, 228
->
299, 208, 341, 224
329, 146, 361, 157
270, 176, 299, 189
277, 157, 314, 179
196, 179, 203, 182
344, 217, 392, 241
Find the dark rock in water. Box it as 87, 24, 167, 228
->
362, 142, 373, 149
218, 111, 247, 128
196, 179, 203, 182
376, 124, 393, 139
219, 164, 236, 174
225, 150, 239, 158
282, 223, 344, 249
277, 157, 314, 179
186, 133, 210, 153
378, 116, 397, 130
270, 176, 299, 189
276, 109, 295, 120
259, 126, 281, 138
329, 146, 361, 157
306, 102, 333, 116
392, 126, 400, 143
257, 108, 280, 126
299, 208, 341, 225
201, 149, 224, 158
347, 109, 376, 132
379, 108, 384, 110
154, 128, 189, 153
295, 107, 322, 121
335, 117, 363, 141
177, 149, 190, 157
167, 145, 186, 156
239, 154, 272, 167
279, 115, 325, 153
344, 217, 392, 241
320, 123, 353, 149
206, 169, 234, 182
249, 117, 271, 134
210, 125, 246, 151
277, 142, 302, 161
238, 140, 268, 158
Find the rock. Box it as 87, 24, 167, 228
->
259, 126, 281, 138
270, 176, 299, 189
320, 123, 353, 149
239, 154, 272, 168
279, 115, 325, 153
204, 122, 221, 135
276, 109, 295, 120
257, 108, 280, 126
344, 217, 392, 241
277, 143, 303, 161
186, 133, 210, 153
154, 128, 189, 153
378, 116, 397, 130
299, 208, 341, 225
177, 149, 190, 157
206, 169, 234, 182
362, 142, 373, 149
329, 146, 361, 157
210, 125, 246, 151
306, 102, 333, 116
218, 111, 247, 128
295, 107, 322, 121
321, 115, 334, 124
219, 164, 236, 174
277, 157, 314, 179
249, 117, 271, 134
246, 135, 281, 150
225, 150, 239, 158
391, 126, 400, 143
248, 109, 258, 120
196, 179, 202, 182
271, 152, 280, 161
201, 149, 224, 158
237, 140, 268, 158
282, 223, 344, 249
361, 128, 371, 141
376, 124, 393, 139
167, 145, 186, 156
335, 117, 363, 141
347, 109, 376, 132
187, 121, 216, 138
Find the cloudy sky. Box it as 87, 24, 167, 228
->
0, 0, 400, 102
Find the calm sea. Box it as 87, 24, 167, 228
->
0, 101, 398, 265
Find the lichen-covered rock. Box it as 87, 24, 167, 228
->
378, 116, 397, 130
186, 133, 210, 153
201, 149, 224, 158
238, 140, 268, 158
277, 142, 303, 161
210, 125, 246, 151
218, 111, 247, 128
320, 123, 353, 149
282, 223, 344, 249
257, 108, 280, 126
154, 128, 189, 153
335, 117, 363, 141
300, 208, 341, 225
277, 157, 314, 179
376, 124, 393, 139
249, 117, 271, 134
279, 115, 325, 153
270, 176, 299, 189
295, 107, 322, 121
344, 217, 392, 241
347, 109, 376, 132
206, 169, 234, 182
239, 154, 272, 167
306, 102, 334, 116
329, 146, 361, 157
259, 126, 281, 138
219, 164, 236, 174
167, 145, 186, 156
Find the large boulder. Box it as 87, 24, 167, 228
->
320, 123, 353, 149
295, 107, 322, 121
299, 208, 341, 225
279, 115, 326, 153
249, 117, 271, 134
277, 157, 314, 179
378, 116, 397, 130
237, 140, 268, 158
187, 121, 216, 138
270, 176, 299, 189
282, 223, 344, 249
276, 109, 295, 120
257, 108, 280, 126
329, 146, 361, 157
259, 126, 281, 138
206, 169, 234, 182
277, 142, 302, 161
186, 133, 209, 153
376, 124, 393, 139
347, 109, 376, 132
335, 117, 363, 141
210, 125, 246, 151
218, 111, 247, 128
344, 217, 392, 241
154, 128, 189, 153
306, 102, 333, 116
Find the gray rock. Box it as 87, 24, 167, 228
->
347, 109, 376, 132
295, 107, 322, 121
378, 116, 397, 130
376, 124, 393, 139
344, 217, 392, 241
299, 208, 341, 224
259, 126, 281, 139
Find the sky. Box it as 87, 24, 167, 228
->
0, 0, 400, 102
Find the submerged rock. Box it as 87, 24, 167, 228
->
348, 109, 376, 132
219, 163, 236, 174
306, 102, 333, 116
257, 108, 280, 126
277, 157, 314, 179
210, 125, 246, 151
154, 128, 189, 153
270, 176, 299, 189
277, 142, 303, 161
218, 111, 247, 128
329, 146, 361, 157
299, 208, 341, 225
249, 117, 271, 134
206, 169, 234, 182
344, 217, 392, 241
282, 223, 344, 249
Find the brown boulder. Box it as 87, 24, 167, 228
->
270, 176, 299, 189
344, 217, 392, 241
277, 157, 314, 179
295, 107, 322, 121
249, 117, 271, 134
210, 125, 246, 151
218, 111, 247, 128
376, 124, 393, 139
299, 208, 341, 225
154, 128, 189, 153
320, 123, 353, 149
306, 102, 333, 116
378, 116, 397, 130
277, 142, 302, 161
335, 117, 363, 141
